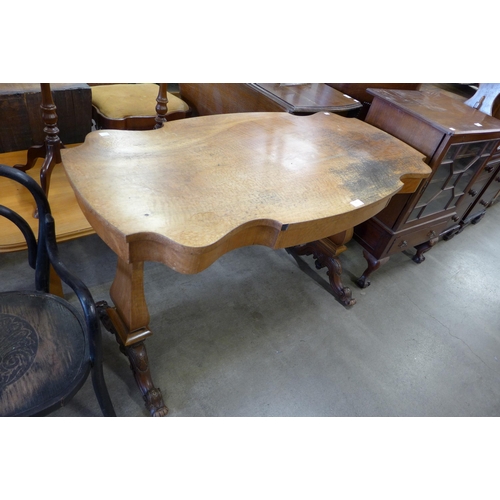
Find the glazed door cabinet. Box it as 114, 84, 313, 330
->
452, 144, 500, 228
353, 89, 500, 288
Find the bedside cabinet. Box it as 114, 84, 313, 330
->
353, 89, 500, 288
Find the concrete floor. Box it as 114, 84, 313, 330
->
2, 201, 500, 417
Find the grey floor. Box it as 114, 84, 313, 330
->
2, 203, 500, 417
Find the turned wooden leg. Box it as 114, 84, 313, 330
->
154, 83, 169, 129
14, 83, 64, 198
356, 249, 390, 288
97, 258, 168, 417
292, 238, 356, 307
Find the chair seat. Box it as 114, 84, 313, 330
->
0, 291, 90, 416
91, 83, 190, 118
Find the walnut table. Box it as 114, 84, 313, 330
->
61, 112, 430, 416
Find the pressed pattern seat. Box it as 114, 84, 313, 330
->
0, 165, 115, 417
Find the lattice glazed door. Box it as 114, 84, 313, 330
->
406, 140, 497, 223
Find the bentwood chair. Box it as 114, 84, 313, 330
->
90, 83, 191, 130
0, 165, 116, 416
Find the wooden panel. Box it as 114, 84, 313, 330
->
386, 218, 449, 256
372, 192, 413, 229
0, 84, 91, 153
326, 83, 421, 105
366, 96, 446, 159
251, 83, 361, 114
179, 83, 286, 115
367, 89, 500, 136
179, 83, 362, 117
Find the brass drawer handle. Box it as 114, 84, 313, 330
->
398, 240, 408, 249
427, 230, 437, 239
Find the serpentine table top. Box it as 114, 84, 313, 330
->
61, 111, 430, 416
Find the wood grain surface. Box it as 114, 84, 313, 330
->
61, 112, 430, 274
0, 146, 94, 252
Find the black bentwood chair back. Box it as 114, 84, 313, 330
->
0, 165, 115, 416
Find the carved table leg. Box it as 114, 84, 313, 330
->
356, 249, 390, 288
291, 237, 356, 307
412, 235, 439, 264
98, 258, 168, 417
14, 83, 64, 198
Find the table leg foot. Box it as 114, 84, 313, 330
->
124, 341, 168, 417
291, 240, 356, 307
96, 300, 169, 417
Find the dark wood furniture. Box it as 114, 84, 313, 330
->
354, 89, 500, 288
326, 83, 421, 119
13, 83, 64, 197
61, 111, 429, 416
90, 83, 191, 130
178, 83, 362, 117
0, 165, 115, 417
0, 83, 91, 153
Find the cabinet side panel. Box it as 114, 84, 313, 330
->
366, 98, 445, 159
373, 193, 413, 229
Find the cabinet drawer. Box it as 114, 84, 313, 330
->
473, 173, 500, 212
386, 219, 449, 256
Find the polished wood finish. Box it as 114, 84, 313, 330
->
13, 84, 64, 196
61, 112, 430, 415
0, 83, 91, 153
179, 83, 362, 117
0, 146, 94, 253
354, 89, 500, 287
326, 83, 421, 119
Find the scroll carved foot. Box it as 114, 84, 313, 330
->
96, 300, 168, 417
356, 250, 389, 288
124, 342, 168, 417
292, 240, 356, 307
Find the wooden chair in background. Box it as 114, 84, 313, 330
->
90, 83, 191, 130
0, 165, 116, 416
